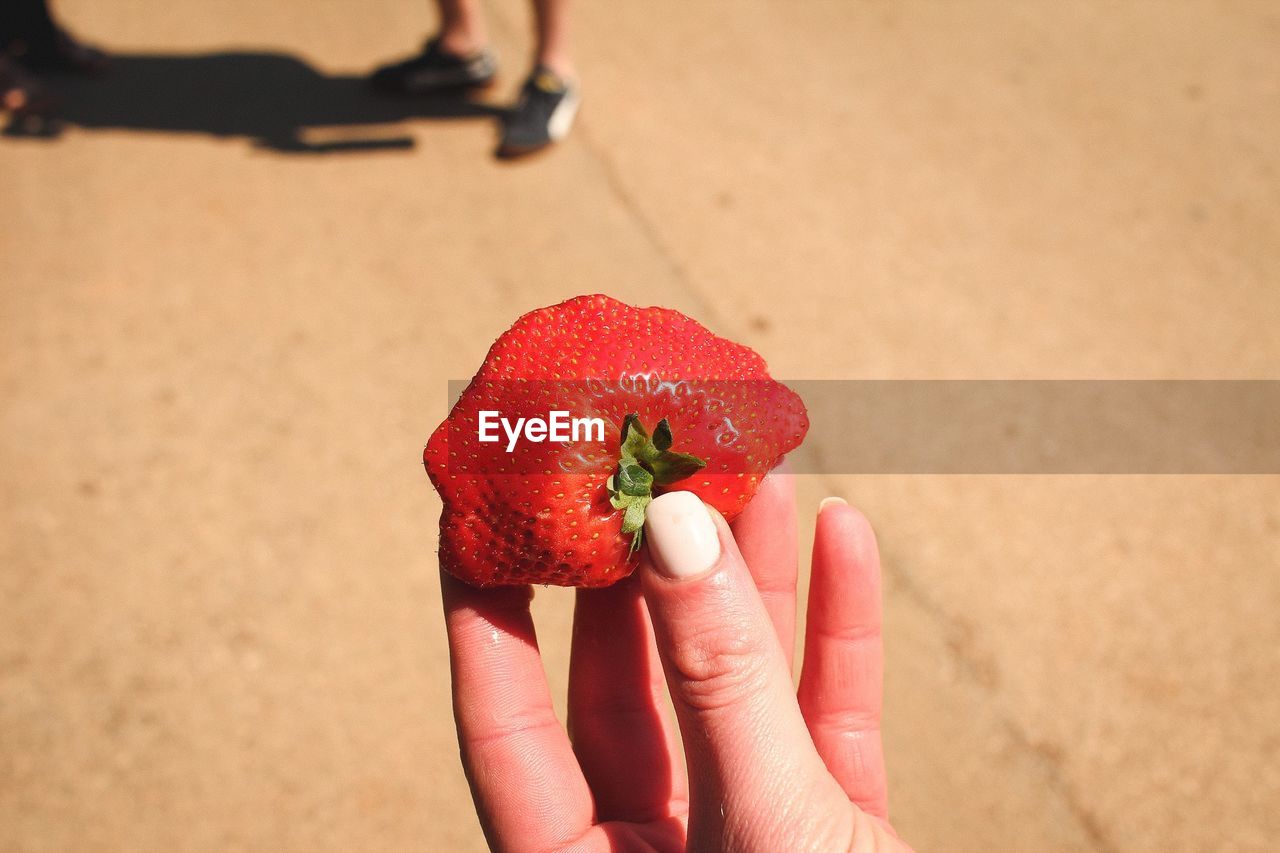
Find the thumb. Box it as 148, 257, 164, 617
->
639, 491, 843, 846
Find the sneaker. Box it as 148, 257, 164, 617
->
370, 37, 497, 94
499, 67, 580, 156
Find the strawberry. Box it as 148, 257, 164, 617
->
424, 294, 807, 588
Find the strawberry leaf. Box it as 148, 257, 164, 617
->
621, 499, 649, 535
652, 418, 674, 452
617, 462, 654, 496
607, 413, 709, 555
620, 414, 650, 461
649, 451, 707, 485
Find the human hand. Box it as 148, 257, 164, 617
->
440, 471, 912, 851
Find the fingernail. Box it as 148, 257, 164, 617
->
819, 496, 848, 512
645, 491, 721, 579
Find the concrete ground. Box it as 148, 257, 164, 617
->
3, 1, 1278, 851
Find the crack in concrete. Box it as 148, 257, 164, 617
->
573, 119, 728, 331
486, 0, 727, 331
998, 718, 1117, 853
572, 104, 1115, 851
849, 509, 1117, 852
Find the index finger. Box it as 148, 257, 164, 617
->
442, 571, 596, 848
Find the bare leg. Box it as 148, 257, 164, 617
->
435, 0, 488, 57
531, 0, 574, 80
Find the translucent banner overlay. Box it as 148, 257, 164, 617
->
445, 380, 1280, 474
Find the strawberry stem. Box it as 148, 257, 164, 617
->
607, 414, 708, 555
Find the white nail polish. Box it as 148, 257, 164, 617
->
645, 491, 721, 579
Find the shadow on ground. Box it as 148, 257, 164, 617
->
3, 51, 502, 153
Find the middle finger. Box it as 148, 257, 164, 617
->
568, 574, 688, 823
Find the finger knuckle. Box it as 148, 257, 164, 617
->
667, 621, 772, 713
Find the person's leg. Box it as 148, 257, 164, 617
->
530, 0, 573, 80
435, 0, 489, 58
498, 0, 579, 156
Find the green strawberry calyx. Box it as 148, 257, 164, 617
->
606, 413, 708, 556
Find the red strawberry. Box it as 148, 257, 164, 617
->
424, 294, 807, 588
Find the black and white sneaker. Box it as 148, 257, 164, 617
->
499, 67, 580, 156
370, 37, 497, 94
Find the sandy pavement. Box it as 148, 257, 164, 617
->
3, 1, 1278, 851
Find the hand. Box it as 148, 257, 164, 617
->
440, 471, 913, 851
